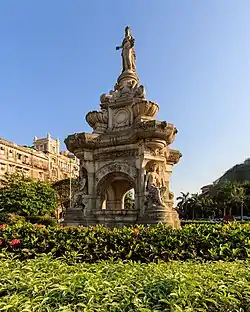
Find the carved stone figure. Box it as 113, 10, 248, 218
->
116, 26, 136, 72
79, 168, 88, 194
134, 85, 146, 99
100, 89, 120, 103
146, 163, 166, 207
72, 191, 82, 208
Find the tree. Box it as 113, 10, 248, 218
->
0, 173, 57, 217
176, 192, 191, 218
211, 180, 246, 217
188, 193, 201, 220
240, 181, 250, 216
124, 190, 134, 209
52, 178, 78, 211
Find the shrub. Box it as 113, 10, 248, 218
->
26, 215, 58, 227
0, 256, 249, 311
0, 222, 250, 262
0, 173, 57, 217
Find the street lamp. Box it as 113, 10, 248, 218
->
69, 159, 74, 209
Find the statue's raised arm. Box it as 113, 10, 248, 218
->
116, 26, 136, 73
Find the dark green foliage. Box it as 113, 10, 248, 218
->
177, 180, 250, 219
0, 256, 249, 311
124, 190, 134, 209
1, 223, 250, 262
52, 177, 78, 211
0, 173, 57, 217
177, 192, 216, 219
26, 215, 58, 227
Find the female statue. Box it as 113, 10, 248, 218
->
116, 26, 136, 73
79, 167, 88, 194
145, 163, 165, 207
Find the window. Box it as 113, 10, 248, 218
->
23, 155, 29, 164
17, 153, 22, 160
9, 165, 15, 173
23, 169, 29, 177
0, 163, 5, 171
9, 150, 13, 157
16, 167, 22, 174
0, 146, 5, 155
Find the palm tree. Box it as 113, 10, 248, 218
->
176, 192, 190, 218
189, 193, 200, 219
211, 180, 246, 217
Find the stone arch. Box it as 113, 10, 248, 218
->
96, 171, 136, 210
96, 162, 137, 184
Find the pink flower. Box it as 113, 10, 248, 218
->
0, 240, 3, 246
0, 224, 6, 229
9, 239, 21, 246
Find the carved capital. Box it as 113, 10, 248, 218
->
167, 149, 182, 165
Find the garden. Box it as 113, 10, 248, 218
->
0, 174, 250, 311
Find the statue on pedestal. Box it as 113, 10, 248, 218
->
116, 26, 136, 73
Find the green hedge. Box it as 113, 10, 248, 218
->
0, 222, 250, 262
0, 256, 250, 311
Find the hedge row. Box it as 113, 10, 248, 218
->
1, 256, 250, 311
0, 222, 250, 262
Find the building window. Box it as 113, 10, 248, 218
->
9, 150, 13, 158
0, 146, 5, 155
17, 153, 22, 161
23, 155, 29, 164
0, 163, 5, 171
16, 167, 22, 174
52, 169, 57, 178
9, 165, 15, 173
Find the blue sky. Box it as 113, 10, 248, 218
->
1, 1, 250, 197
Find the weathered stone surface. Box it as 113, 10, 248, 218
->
64, 27, 181, 228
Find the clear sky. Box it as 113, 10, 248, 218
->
1, 1, 250, 197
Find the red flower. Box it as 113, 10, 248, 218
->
0, 240, 3, 246
0, 224, 6, 229
9, 239, 21, 246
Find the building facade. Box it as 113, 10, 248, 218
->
0, 133, 79, 182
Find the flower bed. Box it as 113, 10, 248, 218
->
0, 222, 250, 262
0, 256, 249, 311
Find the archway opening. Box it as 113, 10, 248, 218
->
97, 172, 135, 210
123, 188, 135, 209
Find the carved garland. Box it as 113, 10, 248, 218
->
94, 149, 138, 161
96, 162, 137, 183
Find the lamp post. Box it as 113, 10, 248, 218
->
241, 201, 244, 221
69, 159, 72, 209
